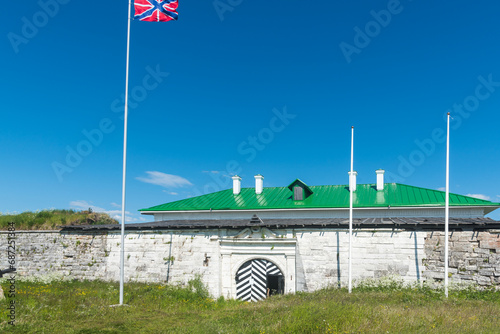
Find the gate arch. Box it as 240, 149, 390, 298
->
235, 259, 284, 302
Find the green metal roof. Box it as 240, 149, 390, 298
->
140, 182, 500, 212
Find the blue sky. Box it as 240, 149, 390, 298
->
1, 0, 500, 222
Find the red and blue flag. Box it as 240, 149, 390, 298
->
134, 0, 178, 22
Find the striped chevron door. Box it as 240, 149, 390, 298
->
236, 259, 283, 302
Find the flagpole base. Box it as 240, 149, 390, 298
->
109, 304, 130, 308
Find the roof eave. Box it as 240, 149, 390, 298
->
140, 205, 500, 215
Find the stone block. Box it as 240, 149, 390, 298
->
490, 255, 500, 265
466, 258, 478, 266
453, 242, 475, 252
477, 276, 492, 286
465, 265, 478, 272
450, 251, 466, 261
456, 232, 476, 241
478, 269, 494, 276
448, 259, 464, 268
424, 271, 445, 280
479, 237, 500, 250
473, 248, 490, 254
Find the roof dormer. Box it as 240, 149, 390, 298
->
287, 179, 313, 201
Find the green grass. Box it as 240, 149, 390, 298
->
0, 209, 118, 230
1, 277, 499, 333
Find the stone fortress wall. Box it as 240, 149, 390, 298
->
1, 228, 498, 298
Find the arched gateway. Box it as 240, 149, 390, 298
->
235, 259, 284, 302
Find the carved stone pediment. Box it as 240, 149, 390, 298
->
229, 227, 278, 239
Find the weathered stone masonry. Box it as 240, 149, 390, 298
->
0, 231, 109, 281
0, 230, 221, 295
423, 231, 500, 285
1, 228, 499, 298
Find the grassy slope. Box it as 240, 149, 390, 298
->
0, 210, 118, 230
0, 280, 499, 333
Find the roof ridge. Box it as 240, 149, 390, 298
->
140, 181, 500, 212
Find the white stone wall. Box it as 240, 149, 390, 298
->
0, 231, 109, 280
0, 230, 222, 297
423, 231, 500, 285
99, 230, 221, 297
1, 228, 498, 299
103, 228, 428, 296
294, 229, 426, 291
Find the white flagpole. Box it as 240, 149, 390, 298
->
348, 126, 353, 293
444, 112, 450, 297
119, 0, 133, 306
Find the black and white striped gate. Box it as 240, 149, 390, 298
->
235, 259, 283, 302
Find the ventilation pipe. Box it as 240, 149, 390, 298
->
255, 174, 264, 194
348, 171, 357, 192
232, 175, 242, 195
376, 169, 385, 191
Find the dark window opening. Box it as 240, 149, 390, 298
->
294, 186, 303, 201
266, 274, 284, 297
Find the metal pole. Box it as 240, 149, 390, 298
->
444, 112, 450, 297
120, 0, 132, 306
348, 126, 353, 293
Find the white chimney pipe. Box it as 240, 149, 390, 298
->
376, 169, 385, 191
254, 174, 264, 194
348, 171, 357, 192
232, 175, 242, 195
